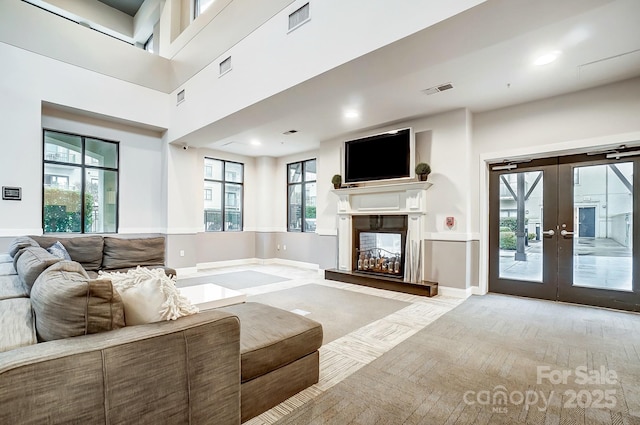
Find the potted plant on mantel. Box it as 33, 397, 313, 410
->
415, 162, 431, 181
331, 174, 342, 189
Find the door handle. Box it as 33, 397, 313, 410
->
560, 229, 574, 236
542, 229, 555, 236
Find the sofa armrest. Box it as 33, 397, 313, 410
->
0, 310, 241, 425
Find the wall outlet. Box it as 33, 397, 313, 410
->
179, 250, 185, 257
277, 244, 280, 250
283, 245, 287, 251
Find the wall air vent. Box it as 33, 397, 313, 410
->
288, 3, 310, 32
422, 82, 454, 95
177, 89, 185, 104
219, 56, 232, 76
283, 129, 298, 135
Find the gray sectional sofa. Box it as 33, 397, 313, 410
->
0, 235, 323, 424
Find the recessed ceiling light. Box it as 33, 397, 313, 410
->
250, 139, 261, 146
534, 51, 562, 66
344, 110, 360, 119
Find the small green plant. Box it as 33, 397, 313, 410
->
415, 162, 431, 175
331, 174, 342, 188
528, 233, 537, 241
500, 231, 516, 250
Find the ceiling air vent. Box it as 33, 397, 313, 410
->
288, 3, 310, 32
283, 129, 298, 135
219, 56, 232, 76
422, 82, 454, 95
177, 89, 185, 104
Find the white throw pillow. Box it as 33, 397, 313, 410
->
99, 267, 198, 326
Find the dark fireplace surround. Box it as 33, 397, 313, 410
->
352, 215, 407, 279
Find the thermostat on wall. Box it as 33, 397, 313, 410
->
2, 186, 22, 201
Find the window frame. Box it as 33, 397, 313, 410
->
287, 158, 317, 233
42, 129, 119, 234
203, 157, 244, 232
193, 0, 213, 19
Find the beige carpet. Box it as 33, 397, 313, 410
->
263, 294, 640, 425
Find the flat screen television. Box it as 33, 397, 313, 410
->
344, 128, 414, 183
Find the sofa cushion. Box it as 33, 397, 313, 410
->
0, 275, 29, 300
102, 237, 166, 270
30, 261, 125, 342
0, 261, 16, 276
30, 235, 104, 271
0, 298, 37, 352
15, 247, 62, 293
7, 236, 39, 258
219, 302, 323, 382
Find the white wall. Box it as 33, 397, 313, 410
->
0, 41, 168, 237
0, 2, 172, 92
317, 109, 475, 241
166, 0, 485, 143
42, 108, 165, 234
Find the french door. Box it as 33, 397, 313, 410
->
489, 152, 640, 312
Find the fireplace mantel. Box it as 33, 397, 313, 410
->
331, 181, 432, 196
332, 181, 432, 216
331, 181, 432, 282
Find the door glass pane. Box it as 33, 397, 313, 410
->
498, 171, 543, 282
572, 163, 633, 290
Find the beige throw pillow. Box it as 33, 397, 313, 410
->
100, 267, 198, 326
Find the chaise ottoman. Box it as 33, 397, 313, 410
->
219, 302, 323, 422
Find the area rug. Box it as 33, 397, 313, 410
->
248, 284, 411, 344
177, 270, 290, 290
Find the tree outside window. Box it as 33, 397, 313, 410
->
288, 159, 316, 232
204, 158, 243, 231
43, 130, 118, 233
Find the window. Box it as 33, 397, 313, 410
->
43, 130, 119, 233
204, 158, 243, 231
287, 159, 316, 232
194, 0, 215, 19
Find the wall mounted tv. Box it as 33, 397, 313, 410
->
344, 128, 414, 183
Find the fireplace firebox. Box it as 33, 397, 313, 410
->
352, 215, 407, 279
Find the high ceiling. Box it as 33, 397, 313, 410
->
175, 0, 640, 157
97, 0, 144, 17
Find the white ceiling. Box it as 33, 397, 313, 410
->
177, 0, 640, 158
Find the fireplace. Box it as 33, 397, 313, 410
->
353, 215, 407, 279
325, 181, 437, 296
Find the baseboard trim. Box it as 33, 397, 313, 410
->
437, 285, 473, 299
196, 258, 321, 272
